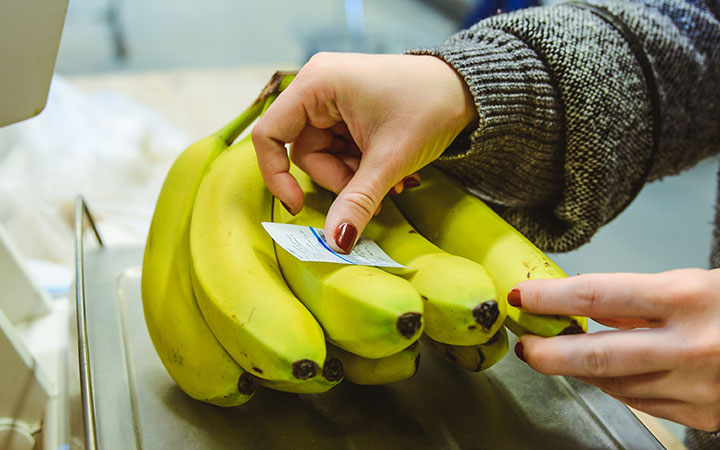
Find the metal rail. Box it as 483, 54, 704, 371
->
74, 195, 103, 450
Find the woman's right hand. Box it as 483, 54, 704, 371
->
252, 52, 477, 253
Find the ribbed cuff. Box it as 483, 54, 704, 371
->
407, 27, 565, 207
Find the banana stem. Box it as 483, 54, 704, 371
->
260, 94, 278, 116
216, 100, 265, 146
216, 71, 298, 145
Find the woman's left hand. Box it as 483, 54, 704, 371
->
510, 268, 720, 432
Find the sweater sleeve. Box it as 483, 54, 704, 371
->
409, 0, 720, 252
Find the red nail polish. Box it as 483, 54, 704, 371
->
507, 288, 522, 307
280, 201, 295, 216
333, 223, 357, 254
514, 341, 526, 363
403, 177, 421, 189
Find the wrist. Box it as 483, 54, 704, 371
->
411, 54, 479, 132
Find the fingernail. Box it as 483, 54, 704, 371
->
507, 288, 522, 307
280, 201, 295, 216
389, 186, 399, 195
403, 177, 421, 189
333, 223, 357, 254
514, 341, 526, 363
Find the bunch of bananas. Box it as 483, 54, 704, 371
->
141, 72, 587, 406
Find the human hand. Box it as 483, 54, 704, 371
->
508, 268, 720, 432
252, 52, 477, 253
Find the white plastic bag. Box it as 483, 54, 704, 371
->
0, 74, 188, 266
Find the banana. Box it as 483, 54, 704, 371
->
140, 74, 284, 405
189, 130, 331, 387
422, 326, 509, 372
272, 168, 424, 359
393, 165, 587, 337
257, 354, 344, 394
327, 342, 421, 385
364, 198, 505, 345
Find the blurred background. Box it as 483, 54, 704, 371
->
54, 0, 464, 74
46, 0, 717, 290
0, 1, 715, 446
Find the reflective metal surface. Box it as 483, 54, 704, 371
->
78, 246, 663, 450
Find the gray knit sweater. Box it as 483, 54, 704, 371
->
412, 0, 719, 447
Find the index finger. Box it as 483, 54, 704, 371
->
251, 87, 312, 214
512, 272, 676, 320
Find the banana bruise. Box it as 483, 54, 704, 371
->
364, 198, 505, 346
393, 165, 587, 337
141, 97, 267, 406
272, 168, 424, 359
422, 327, 509, 372
327, 342, 421, 385
189, 129, 330, 386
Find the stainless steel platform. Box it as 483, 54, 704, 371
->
75, 245, 663, 450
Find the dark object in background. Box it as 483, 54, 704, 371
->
461, 0, 540, 28
418, 0, 540, 29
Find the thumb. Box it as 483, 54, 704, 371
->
323, 161, 396, 254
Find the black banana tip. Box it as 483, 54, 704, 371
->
237, 372, 256, 395
292, 359, 320, 380
397, 312, 423, 338
558, 320, 585, 335
473, 300, 500, 330
322, 357, 344, 382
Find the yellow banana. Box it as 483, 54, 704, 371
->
327, 342, 421, 385
364, 198, 505, 345
189, 133, 331, 387
257, 354, 344, 394
141, 75, 282, 405
422, 326, 509, 372
272, 168, 424, 359
393, 165, 587, 337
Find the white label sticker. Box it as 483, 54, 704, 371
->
261, 222, 406, 268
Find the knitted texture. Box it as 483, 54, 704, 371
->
685, 427, 720, 449
410, 0, 720, 253
412, 1, 720, 446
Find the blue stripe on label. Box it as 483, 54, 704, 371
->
310, 227, 356, 265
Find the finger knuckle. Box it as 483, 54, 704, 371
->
308, 51, 331, 64
572, 277, 602, 312
341, 191, 379, 220
251, 119, 268, 142
304, 52, 338, 78
667, 268, 708, 304
582, 345, 612, 377
686, 327, 720, 361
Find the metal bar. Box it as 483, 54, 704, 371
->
81, 199, 104, 247
74, 195, 103, 450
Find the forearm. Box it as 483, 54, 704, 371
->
410, 0, 720, 252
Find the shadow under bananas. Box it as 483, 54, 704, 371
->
156, 337, 618, 450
